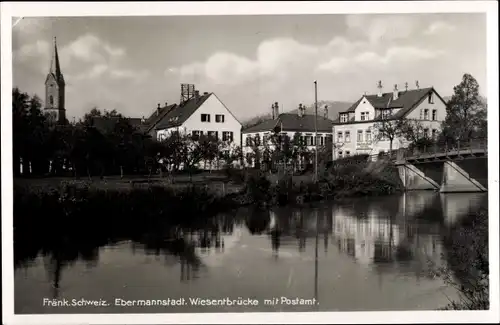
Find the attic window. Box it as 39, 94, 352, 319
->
428, 93, 434, 104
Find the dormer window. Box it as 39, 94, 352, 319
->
360, 112, 370, 121
340, 114, 348, 123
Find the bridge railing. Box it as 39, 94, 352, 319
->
394, 137, 488, 162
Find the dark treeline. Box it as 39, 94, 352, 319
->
13, 87, 159, 177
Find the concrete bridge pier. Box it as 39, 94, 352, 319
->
397, 158, 488, 193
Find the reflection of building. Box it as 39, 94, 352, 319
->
333, 210, 400, 264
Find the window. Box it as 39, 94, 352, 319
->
306, 135, 314, 146
345, 151, 351, 157
216, 114, 225, 123
337, 132, 343, 143
432, 109, 437, 121
222, 131, 234, 142
319, 136, 324, 146
428, 93, 434, 104
357, 130, 363, 142
365, 130, 372, 142
423, 128, 429, 138
192, 130, 202, 140
345, 131, 351, 143
201, 114, 211, 122
381, 110, 390, 119
245, 136, 252, 146
208, 131, 218, 140
49, 95, 54, 105
338, 151, 343, 158
432, 129, 437, 139
254, 134, 261, 146
424, 109, 429, 120
360, 112, 370, 121
340, 114, 348, 123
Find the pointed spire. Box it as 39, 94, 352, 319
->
50, 37, 62, 79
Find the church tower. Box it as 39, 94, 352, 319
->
44, 37, 66, 124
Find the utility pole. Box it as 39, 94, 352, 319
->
314, 80, 318, 183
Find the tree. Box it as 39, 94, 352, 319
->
373, 116, 405, 157
178, 134, 204, 182
442, 73, 486, 143
399, 119, 436, 153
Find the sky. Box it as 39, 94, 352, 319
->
12, 13, 487, 122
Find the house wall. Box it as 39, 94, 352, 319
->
156, 95, 242, 148
353, 97, 376, 121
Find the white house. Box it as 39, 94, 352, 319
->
332, 82, 448, 160
242, 102, 334, 168
155, 90, 242, 145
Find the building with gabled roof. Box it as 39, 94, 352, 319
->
332, 81, 448, 159
241, 102, 334, 168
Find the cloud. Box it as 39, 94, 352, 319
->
61, 33, 126, 64
424, 21, 456, 35
13, 40, 50, 63
345, 14, 419, 44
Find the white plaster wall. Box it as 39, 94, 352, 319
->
354, 96, 376, 121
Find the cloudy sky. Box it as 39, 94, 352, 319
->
12, 13, 486, 122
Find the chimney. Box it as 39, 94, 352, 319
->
274, 102, 279, 118
393, 84, 399, 100
298, 103, 303, 117
405, 82, 408, 92
416, 80, 420, 89
195, 90, 200, 100
203, 92, 208, 95
272, 103, 276, 119
165, 102, 168, 107
324, 105, 329, 118
157, 103, 161, 116
377, 80, 383, 97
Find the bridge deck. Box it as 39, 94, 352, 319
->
394, 148, 487, 165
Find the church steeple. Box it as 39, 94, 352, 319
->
44, 36, 66, 124
49, 37, 64, 85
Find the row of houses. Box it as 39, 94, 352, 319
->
43, 38, 448, 170
89, 82, 448, 168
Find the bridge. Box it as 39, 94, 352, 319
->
392, 138, 488, 193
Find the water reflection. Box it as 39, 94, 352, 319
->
14, 192, 487, 313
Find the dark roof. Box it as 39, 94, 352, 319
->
143, 103, 177, 132
334, 87, 444, 124
154, 93, 212, 130
242, 113, 334, 134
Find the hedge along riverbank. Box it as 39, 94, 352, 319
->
240, 155, 404, 207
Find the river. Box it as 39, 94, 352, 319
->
14, 192, 488, 313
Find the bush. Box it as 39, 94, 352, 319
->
430, 209, 489, 310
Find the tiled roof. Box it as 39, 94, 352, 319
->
347, 87, 434, 113
143, 103, 177, 132
242, 113, 334, 134
334, 87, 444, 124
154, 93, 212, 130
